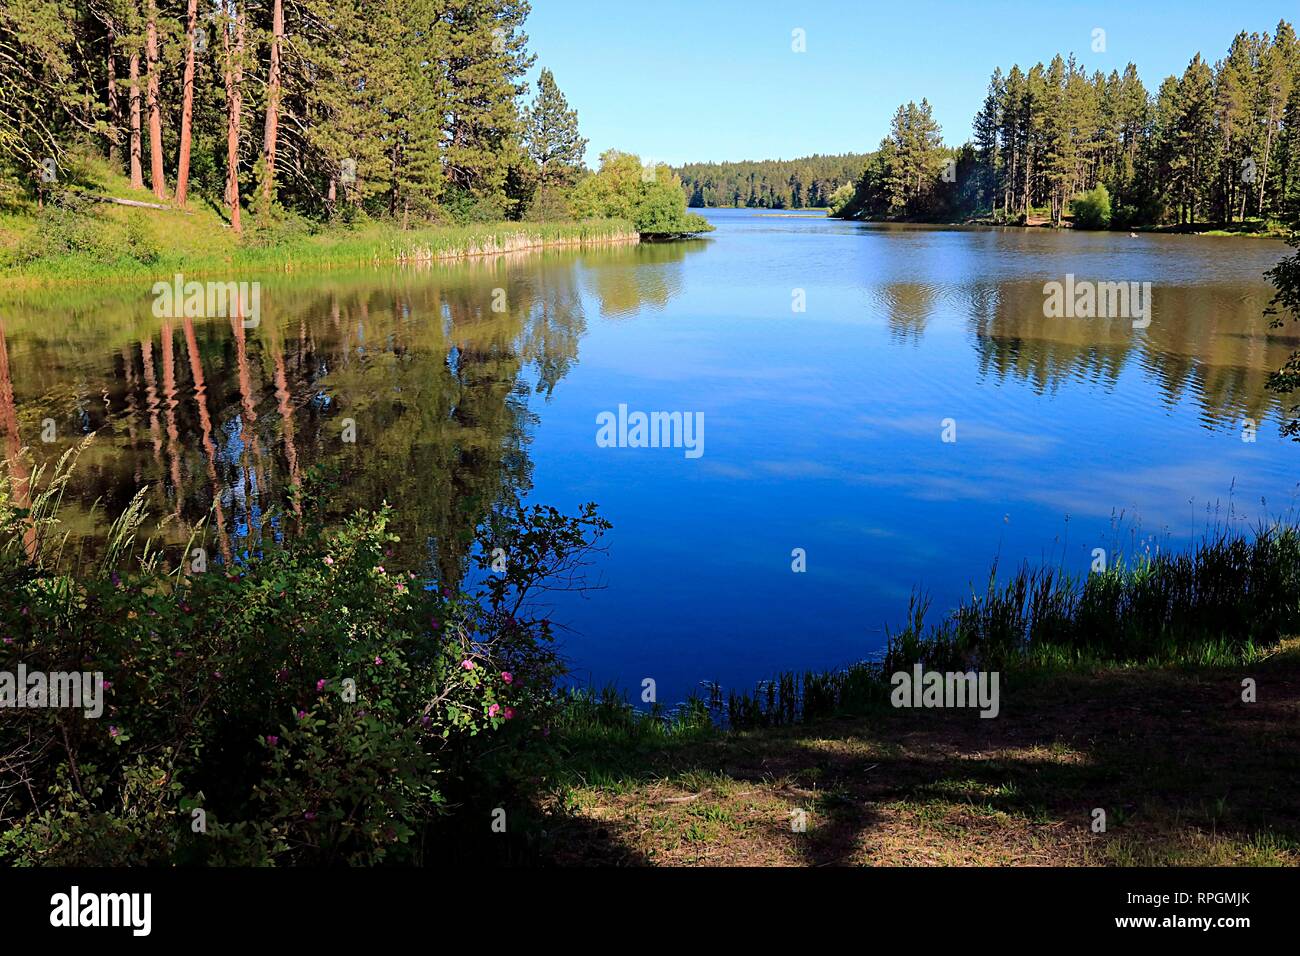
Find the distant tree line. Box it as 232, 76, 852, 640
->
0, 0, 592, 230
835, 20, 1300, 228
675, 153, 871, 210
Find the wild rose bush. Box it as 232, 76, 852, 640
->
0, 475, 607, 865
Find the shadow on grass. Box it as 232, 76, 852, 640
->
531, 646, 1300, 866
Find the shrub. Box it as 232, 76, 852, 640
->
246, 207, 318, 248
123, 212, 161, 264
525, 186, 573, 222
1071, 183, 1112, 230
0, 448, 609, 865
826, 182, 856, 217
1111, 203, 1139, 229
12, 194, 115, 264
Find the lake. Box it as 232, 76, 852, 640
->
1, 208, 1296, 704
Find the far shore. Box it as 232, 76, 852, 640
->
687, 204, 1293, 239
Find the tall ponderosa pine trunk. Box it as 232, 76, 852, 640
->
1004, 137, 1016, 215
175, 0, 200, 205
128, 50, 144, 188
223, 4, 245, 234
146, 3, 166, 199
261, 0, 283, 205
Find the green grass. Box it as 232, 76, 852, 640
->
550, 685, 718, 790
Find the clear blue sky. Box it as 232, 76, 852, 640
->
525, 0, 1297, 166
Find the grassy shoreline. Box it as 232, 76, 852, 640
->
0, 210, 640, 289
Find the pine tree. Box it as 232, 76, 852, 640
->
175, 0, 200, 205
1216, 33, 1256, 222
1000, 66, 1026, 216
1257, 22, 1295, 215
524, 67, 586, 185
442, 0, 534, 213
973, 68, 1003, 217
144, 0, 165, 199
1171, 54, 1218, 224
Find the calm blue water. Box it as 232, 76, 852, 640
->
526, 210, 1296, 701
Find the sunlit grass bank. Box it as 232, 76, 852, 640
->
0, 156, 636, 288
0, 208, 638, 287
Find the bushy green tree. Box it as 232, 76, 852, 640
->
569, 150, 712, 235
0, 0, 91, 198
1071, 182, 1112, 228
825, 181, 855, 216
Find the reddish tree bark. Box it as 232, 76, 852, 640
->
175, 0, 200, 205
160, 322, 183, 515
145, 4, 166, 199
223, 4, 246, 234
128, 50, 144, 188
183, 318, 234, 565
262, 0, 283, 204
